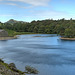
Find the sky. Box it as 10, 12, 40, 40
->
0, 0, 75, 22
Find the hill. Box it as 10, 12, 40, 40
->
5, 19, 26, 24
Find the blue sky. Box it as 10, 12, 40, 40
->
0, 0, 75, 22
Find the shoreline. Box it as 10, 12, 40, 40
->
0, 59, 25, 75
60, 37, 75, 40
0, 36, 18, 40
0, 59, 38, 75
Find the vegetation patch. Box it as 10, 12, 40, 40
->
0, 58, 39, 75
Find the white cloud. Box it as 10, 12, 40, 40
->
7, 0, 50, 6
0, 2, 33, 9
0, 0, 51, 9
0, 0, 51, 10
4, 2, 17, 6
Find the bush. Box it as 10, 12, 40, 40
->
0, 58, 4, 63
25, 65, 39, 74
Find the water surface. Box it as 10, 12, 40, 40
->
0, 34, 75, 75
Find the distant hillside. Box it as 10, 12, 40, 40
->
5, 19, 26, 24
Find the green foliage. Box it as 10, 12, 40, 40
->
0, 18, 75, 37
0, 58, 4, 63
5, 29, 16, 36
25, 65, 39, 74
5, 29, 34, 36
64, 28, 75, 38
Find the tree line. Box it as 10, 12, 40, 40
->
0, 18, 75, 38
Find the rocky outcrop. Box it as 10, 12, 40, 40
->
0, 30, 8, 37
0, 29, 18, 40
0, 59, 25, 75
0, 59, 39, 75
8, 63, 20, 73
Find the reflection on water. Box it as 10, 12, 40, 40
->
0, 34, 75, 75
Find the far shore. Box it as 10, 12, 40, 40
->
0, 36, 18, 40
60, 37, 75, 40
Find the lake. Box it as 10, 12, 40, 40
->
0, 34, 75, 75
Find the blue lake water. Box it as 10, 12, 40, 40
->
0, 34, 75, 75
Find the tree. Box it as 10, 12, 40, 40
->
64, 28, 75, 38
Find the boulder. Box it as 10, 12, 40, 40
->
0, 30, 8, 37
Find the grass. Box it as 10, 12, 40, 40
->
5, 29, 16, 36
5, 29, 35, 36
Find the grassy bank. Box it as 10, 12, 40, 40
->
5, 29, 35, 36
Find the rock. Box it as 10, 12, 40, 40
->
8, 63, 19, 72
0, 60, 38, 75
0, 30, 8, 37
0, 63, 25, 75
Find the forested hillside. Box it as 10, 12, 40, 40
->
0, 18, 75, 38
